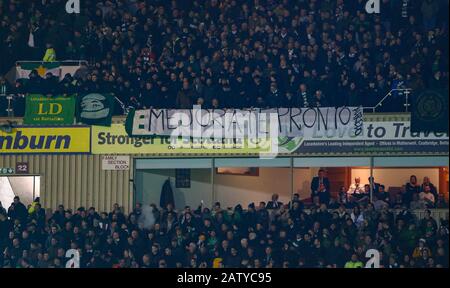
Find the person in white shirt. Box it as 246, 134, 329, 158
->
348, 177, 365, 196
419, 184, 435, 208
349, 182, 370, 205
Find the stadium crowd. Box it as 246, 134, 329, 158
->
0, 177, 448, 268
0, 0, 448, 270
0, 0, 449, 116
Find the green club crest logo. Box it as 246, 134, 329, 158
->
416, 90, 446, 122
278, 137, 303, 153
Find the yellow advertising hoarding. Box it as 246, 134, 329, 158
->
0, 127, 91, 154
91, 124, 271, 155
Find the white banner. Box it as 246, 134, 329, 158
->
125, 107, 364, 138
101, 155, 130, 170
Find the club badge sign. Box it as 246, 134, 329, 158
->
24, 94, 76, 125
411, 89, 449, 133
76, 93, 114, 126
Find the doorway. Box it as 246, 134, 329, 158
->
0, 176, 40, 208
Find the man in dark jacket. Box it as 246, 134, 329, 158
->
0, 212, 12, 247
7, 196, 28, 224
176, 79, 194, 109
30, 203, 46, 229
311, 183, 331, 206
266, 194, 283, 210
266, 82, 282, 108
310, 169, 331, 198
0, 201, 7, 215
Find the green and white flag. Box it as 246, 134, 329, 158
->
16, 62, 61, 79
76, 93, 115, 126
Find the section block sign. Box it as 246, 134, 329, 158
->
101, 155, 130, 171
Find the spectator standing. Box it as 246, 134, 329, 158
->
368, 177, 381, 196
0, 201, 7, 215
266, 194, 283, 210
176, 79, 194, 109
7, 196, 28, 224
42, 43, 56, 62
421, 0, 440, 31
311, 169, 330, 197
404, 175, 420, 207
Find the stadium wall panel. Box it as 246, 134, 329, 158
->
0, 154, 133, 214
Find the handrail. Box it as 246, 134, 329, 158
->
2, 89, 414, 117
0, 93, 129, 117
15, 60, 88, 66
363, 88, 413, 113
0, 94, 15, 116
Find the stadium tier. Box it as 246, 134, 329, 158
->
0, 0, 449, 271
0, 0, 448, 114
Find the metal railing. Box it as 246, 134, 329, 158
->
0, 93, 127, 118
0, 94, 15, 117
363, 88, 413, 113
15, 60, 88, 66
2, 88, 413, 117
226, 208, 449, 227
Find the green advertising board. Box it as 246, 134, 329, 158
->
24, 94, 76, 125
